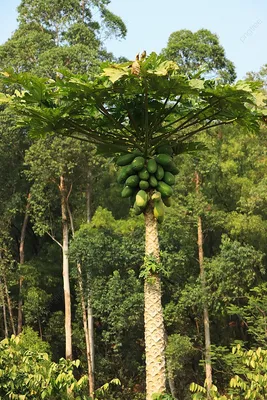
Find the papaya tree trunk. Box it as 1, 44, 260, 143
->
195, 171, 212, 396
59, 175, 72, 360
18, 193, 30, 334
144, 203, 166, 399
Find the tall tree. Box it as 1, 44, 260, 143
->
1, 52, 263, 399
161, 29, 236, 83
0, 0, 126, 74
195, 170, 212, 397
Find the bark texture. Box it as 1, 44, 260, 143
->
77, 262, 94, 397
195, 171, 212, 396
86, 169, 95, 379
144, 204, 166, 399
18, 194, 30, 334
3, 273, 16, 335
59, 175, 72, 360
66, 184, 94, 396
0, 278, 8, 338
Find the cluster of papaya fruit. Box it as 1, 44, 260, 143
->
116, 145, 178, 223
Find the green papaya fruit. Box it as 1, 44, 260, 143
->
152, 191, 161, 201
139, 180, 149, 190
133, 149, 143, 156
162, 197, 171, 207
133, 202, 143, 215
138, 168, 150, 180
147, 159, 157, 174
132, 156, 145, 172
157, 181, 173, 197
149, 175, 158, 188
117, 164, 134, 184
135, 190, 148, 208
116, 153, 136, 166
130, 192, 138, 206
156, 144, 173, 156
155, 153, 172, 167
125, 174, 139, 188
155, 164, 164, 180
153, 199, 165, 223
165, 161, 179, 175
163, 171, 175, 186
121, 186, 134, 198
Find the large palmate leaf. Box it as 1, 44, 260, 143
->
1, 52, 265, 155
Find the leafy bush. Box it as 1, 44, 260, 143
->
0, 334, 87, 399
190, 344, 267, 399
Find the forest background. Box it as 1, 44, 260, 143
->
1, 1, 267, 399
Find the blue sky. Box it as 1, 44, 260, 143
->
1, 0, 266, 79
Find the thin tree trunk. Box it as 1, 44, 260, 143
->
59, 175, 72, 360
86, 170, 92, 223
195, 171, 212, 396
144, 202, 166, 400
165, 331, 178, 399
77, 262, 94, 397
87, 296, 94, 376
18, 194, 31, 334
86, 169, 95, 379
3, 273, 16, 335
38, 317, 43, 340
66, 187, 94, 396
81, 0, 85, 21
0, 278, 8, 338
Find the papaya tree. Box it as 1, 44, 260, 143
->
0, 52, 265, 399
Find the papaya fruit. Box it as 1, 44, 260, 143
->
121, 186, 134, 198
155, 164, 164, 181
155, 153, 172, 167
162, 197, 171, 207
130, 192, 138, 206
125, 174, 139, 188
147, 159, 157, 174
139, 180, 149, 190
135, 190, 148, 208
117, 164, 134, 184
156, 144, 173, 156
153, 199, 165, 223
152, 191, 161, 201
163, 171, 175, 186
165, 161, 179, 175
133, 202, 143, 215
116, 153, 136, 166
132, 156, 145, 172
133, 149, 143, 156
138, 168, 150, 180
157, 181, 173, 197
149, 175, 158, 188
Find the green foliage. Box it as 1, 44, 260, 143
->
139, 255, 165, 278
227, 283, 267, 346
191, 345, 267, 399
0, 333, 87, 399
17, 326, 51, 355
1, 53, 263, 157
0, 0, 126, 75
162, 29, 236, 83
206, 235, 264, 312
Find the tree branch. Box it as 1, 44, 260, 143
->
46, 231, 63, 249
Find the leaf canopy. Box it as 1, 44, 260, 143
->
1, 52, 265, 155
